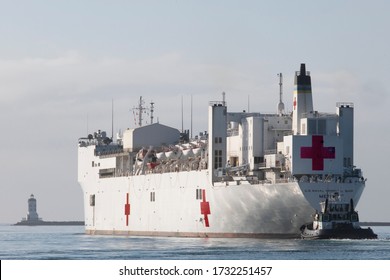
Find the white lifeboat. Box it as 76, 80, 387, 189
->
156, 151, 166, 160
166, 148, 182, 160
181, 148, 194, 159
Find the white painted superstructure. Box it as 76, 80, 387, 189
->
78, 64, 366, 237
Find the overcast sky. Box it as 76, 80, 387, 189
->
1, 0, 389, 223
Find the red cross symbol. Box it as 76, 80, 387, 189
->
200, 189, 211, 227
301, 135, 335, 170
124, 193, 130, 226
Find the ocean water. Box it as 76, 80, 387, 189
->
1, 224, 389, 260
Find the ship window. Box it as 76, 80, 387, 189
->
214, 137, 222, 143
254, 157, 263, 164
196, 189, 202, 200
150, 192, 156, 202
214, 150, 222, 169
99, 168, 115, 178
92, 161, 94, 167
89, 194, 95, 206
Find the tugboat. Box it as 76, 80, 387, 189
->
300, 194, 377, 239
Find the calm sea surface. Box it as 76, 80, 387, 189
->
1, 224, 389, 260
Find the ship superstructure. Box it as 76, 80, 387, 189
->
77, 64, 366, 237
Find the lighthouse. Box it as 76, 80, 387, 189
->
26, 194, 40, 221
15, 194, 84, 226
292, 63, 314, 135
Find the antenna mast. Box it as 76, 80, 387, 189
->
131, 97, 156, 127
190, 95, 193, 139
86, 113, 89, 136
111, 99, 114, 139
150, 101, 154, 124
277, 73, 285, 115
181, 96, 184, 133
133, 96, 147, 127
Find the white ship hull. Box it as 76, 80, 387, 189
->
80, 170, 364, 237
78, 64, 368, 238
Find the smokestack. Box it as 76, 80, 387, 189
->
294, 63, 312, 94
292, 63, 314, 135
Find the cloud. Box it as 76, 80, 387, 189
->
0, 51, 272, 135
0, 51, 256, 103
313, 69, 389, 111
